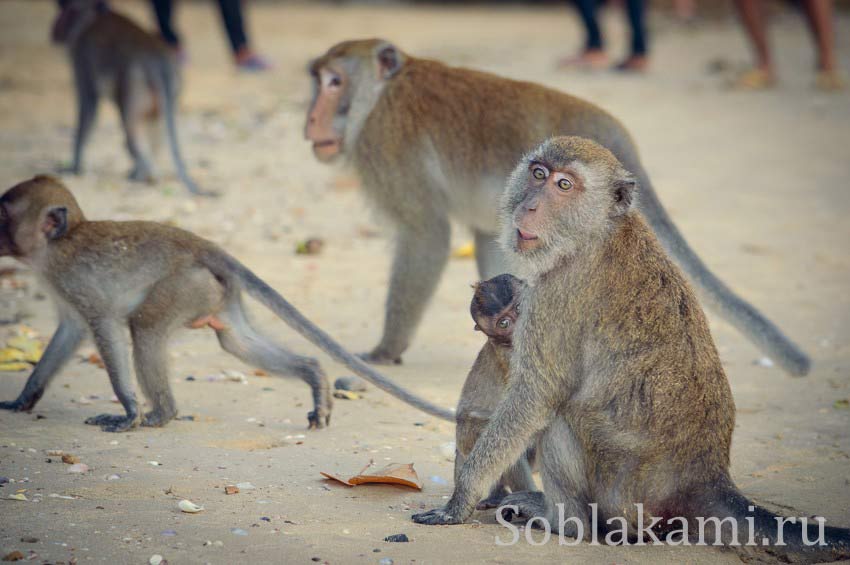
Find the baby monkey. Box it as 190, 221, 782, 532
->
456, 274, 536, 510
0, 176, 454, 431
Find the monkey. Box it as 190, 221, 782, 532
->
305, 39, 809, 377
412, 138, 849, 560
455, 274, 537, 510
0, 176, 455, 432
51, 0, 212, 196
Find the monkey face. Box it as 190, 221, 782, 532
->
0, 177, 79, 259
306, 40, 405, 162
51, 0, 100, 44
305, 65, 347, 162
470, 274, 525, 347
500, 137, 637, 276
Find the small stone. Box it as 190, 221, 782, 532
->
213, 540, 224, 547
19, 537, 38, 543
185, 375, 195, 381
384, 533, 409, 543
378, 559, 394, 565
235, 482, 255, 490
224, 485, 239, 495
230, 528, 248, 536
106, 474, 121, 481
334, 376, 368, 392
67, 463, 89, 474
754, 357, 774, 368
149, 555, 163, 565
311, 558, 321, 563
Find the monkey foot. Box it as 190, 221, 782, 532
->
412, 507, 463, 526
476, 488, 510, 510
85, 413, 138, 432
357, 351, 403, 366
141, 410, 176, 427
0, 398, 34, 412
498, 491, 547, 523
127, 167, 155, 184
307, 409, 331, 430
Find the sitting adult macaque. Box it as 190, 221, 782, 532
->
0, 176, 454, 431
413, 138, 849, 559
456, 274, 535, 510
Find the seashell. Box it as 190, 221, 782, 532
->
178, 499, 204, 513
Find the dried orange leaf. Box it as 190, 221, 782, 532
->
350, 463, 422, 489
321, 462, 422, 490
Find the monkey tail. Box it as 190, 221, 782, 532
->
702, 478, 850, 560
633, 167, 810, 376
154, 60, 207, 196
202, 250, 456, 422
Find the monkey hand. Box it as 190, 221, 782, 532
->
0, 397, 35, 412
411, 506, 465, 526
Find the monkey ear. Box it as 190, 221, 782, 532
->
376, 43, 403, 79
42, 206, 68, 240
611, 177, 637, 217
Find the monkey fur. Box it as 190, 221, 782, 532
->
0, 176, 455, 431
305, 39, 809, 377
413, 137, 848, 561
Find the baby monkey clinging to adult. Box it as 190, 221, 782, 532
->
0, 176, 454, 432
414, 138, 849, 560
456, 274, 537, 510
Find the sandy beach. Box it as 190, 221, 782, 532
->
0, 1, 849, 563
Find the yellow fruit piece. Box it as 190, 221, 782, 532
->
451, 242, 475, 259
0, 348, 25, 363
0, 362, 31, 372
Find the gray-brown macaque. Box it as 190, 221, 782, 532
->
52, 0, 211, 196
305, 39, 809, 377
413, 138, 849, 559
456, 274, 536, 510
0, 176, 454, 432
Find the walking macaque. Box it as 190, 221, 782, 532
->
0, 176, 454, 431
456, 274, 536, 510
413, 138, 849, 559
305, 39, 809, 377
52, 0, 211, 196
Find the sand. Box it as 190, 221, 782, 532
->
0, 1, 848, 563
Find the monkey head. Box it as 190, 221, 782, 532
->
0, 176, 85, 260
52, 0, 108, 45
470, 274, 526, 348
499, 136, 637, 277
305, 39, 405, 163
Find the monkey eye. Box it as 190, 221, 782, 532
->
329, 76, 342, 87
532, 166, 547, 180
497, 318, 511, 329
557, 178, 573, 191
